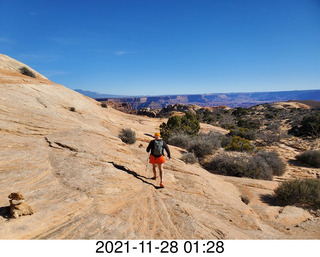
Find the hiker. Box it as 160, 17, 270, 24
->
146, 133, 171, 188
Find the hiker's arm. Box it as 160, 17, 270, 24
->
163, 141, 171, 159
146, 141, 153, 153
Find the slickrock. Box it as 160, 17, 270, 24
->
0, 54, 319, 239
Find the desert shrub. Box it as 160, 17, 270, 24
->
69, 107, 76, 112
225, 136, 255, 153
187, 132, 222, 158
256, 151, 286, 176
258, 131, 281, 144
19, 66, 36, 78
101, 103, 107, 108
237, 119, 261, 130
266, 122, 281, 131
168, 133, 192, 149
274, 179, 320, 209
229, 127, 256, 140
169, 132, 222, 158
289, 114, 320, 138
219, 113, 237, 128
221, 135, 232, 148
208, 153, 251, 177
296, 150, 320, 168
208, 153, 273, 180
119, 128, 136, 144
196, 109, 217, 124
160, 112, 200, 141
265, 112, 276, 119
248, 155, 273, 180
181, 152, 198, 164
232, 107, 248, 118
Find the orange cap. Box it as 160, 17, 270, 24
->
154, 133, 161, 137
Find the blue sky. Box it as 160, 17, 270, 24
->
0, 0, 319, 96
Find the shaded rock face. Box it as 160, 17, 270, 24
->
138, 104, 205, 118
138, 108, 160, 117
101, 100, 136, 114
0, 54, 319, 239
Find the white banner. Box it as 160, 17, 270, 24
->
0, 240, 318, 257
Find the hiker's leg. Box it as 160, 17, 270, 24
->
158, 163, 163, 183
152, 164, 157, 178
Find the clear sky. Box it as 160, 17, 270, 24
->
1, 0, 319, 96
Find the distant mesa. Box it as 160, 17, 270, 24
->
76, 89, 320, 111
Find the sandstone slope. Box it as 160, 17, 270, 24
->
0, 54, 319, 239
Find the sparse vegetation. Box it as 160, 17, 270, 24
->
69, 107, 76, 112
156, 103, 319, 183
296, 150, 320, 168
207, 149, 286, 181
19, 66, 36, 78
275, 178, 320, 209
101, 103, 107, 108
119, 128, 136, 144
181, 152, 198, 164
207, 152, 273, 180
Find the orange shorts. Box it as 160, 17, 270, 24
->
149, 155, 166, 165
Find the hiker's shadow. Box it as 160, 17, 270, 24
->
110, 162, 162, 189
0, 206, 10, 220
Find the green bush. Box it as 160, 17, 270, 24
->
181, 152, 198, 164
119, 128, 136, 144
256, 151, 286, 176
160, 112, 200, 141
289, 114, 320, 138
296, 150, 320, 168
225, 136, 255, 153
232, 107, 248, 118
274, 179, 320, 209
19, 66, 36, 78
101, 103, 107, 108
208, 153, 273, 180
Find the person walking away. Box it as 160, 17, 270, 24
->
146, 133, 171, 188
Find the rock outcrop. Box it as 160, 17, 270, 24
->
0, 54, 319, 239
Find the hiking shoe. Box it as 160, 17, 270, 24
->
152, 176, 157, 180
160, 182, 164, 188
